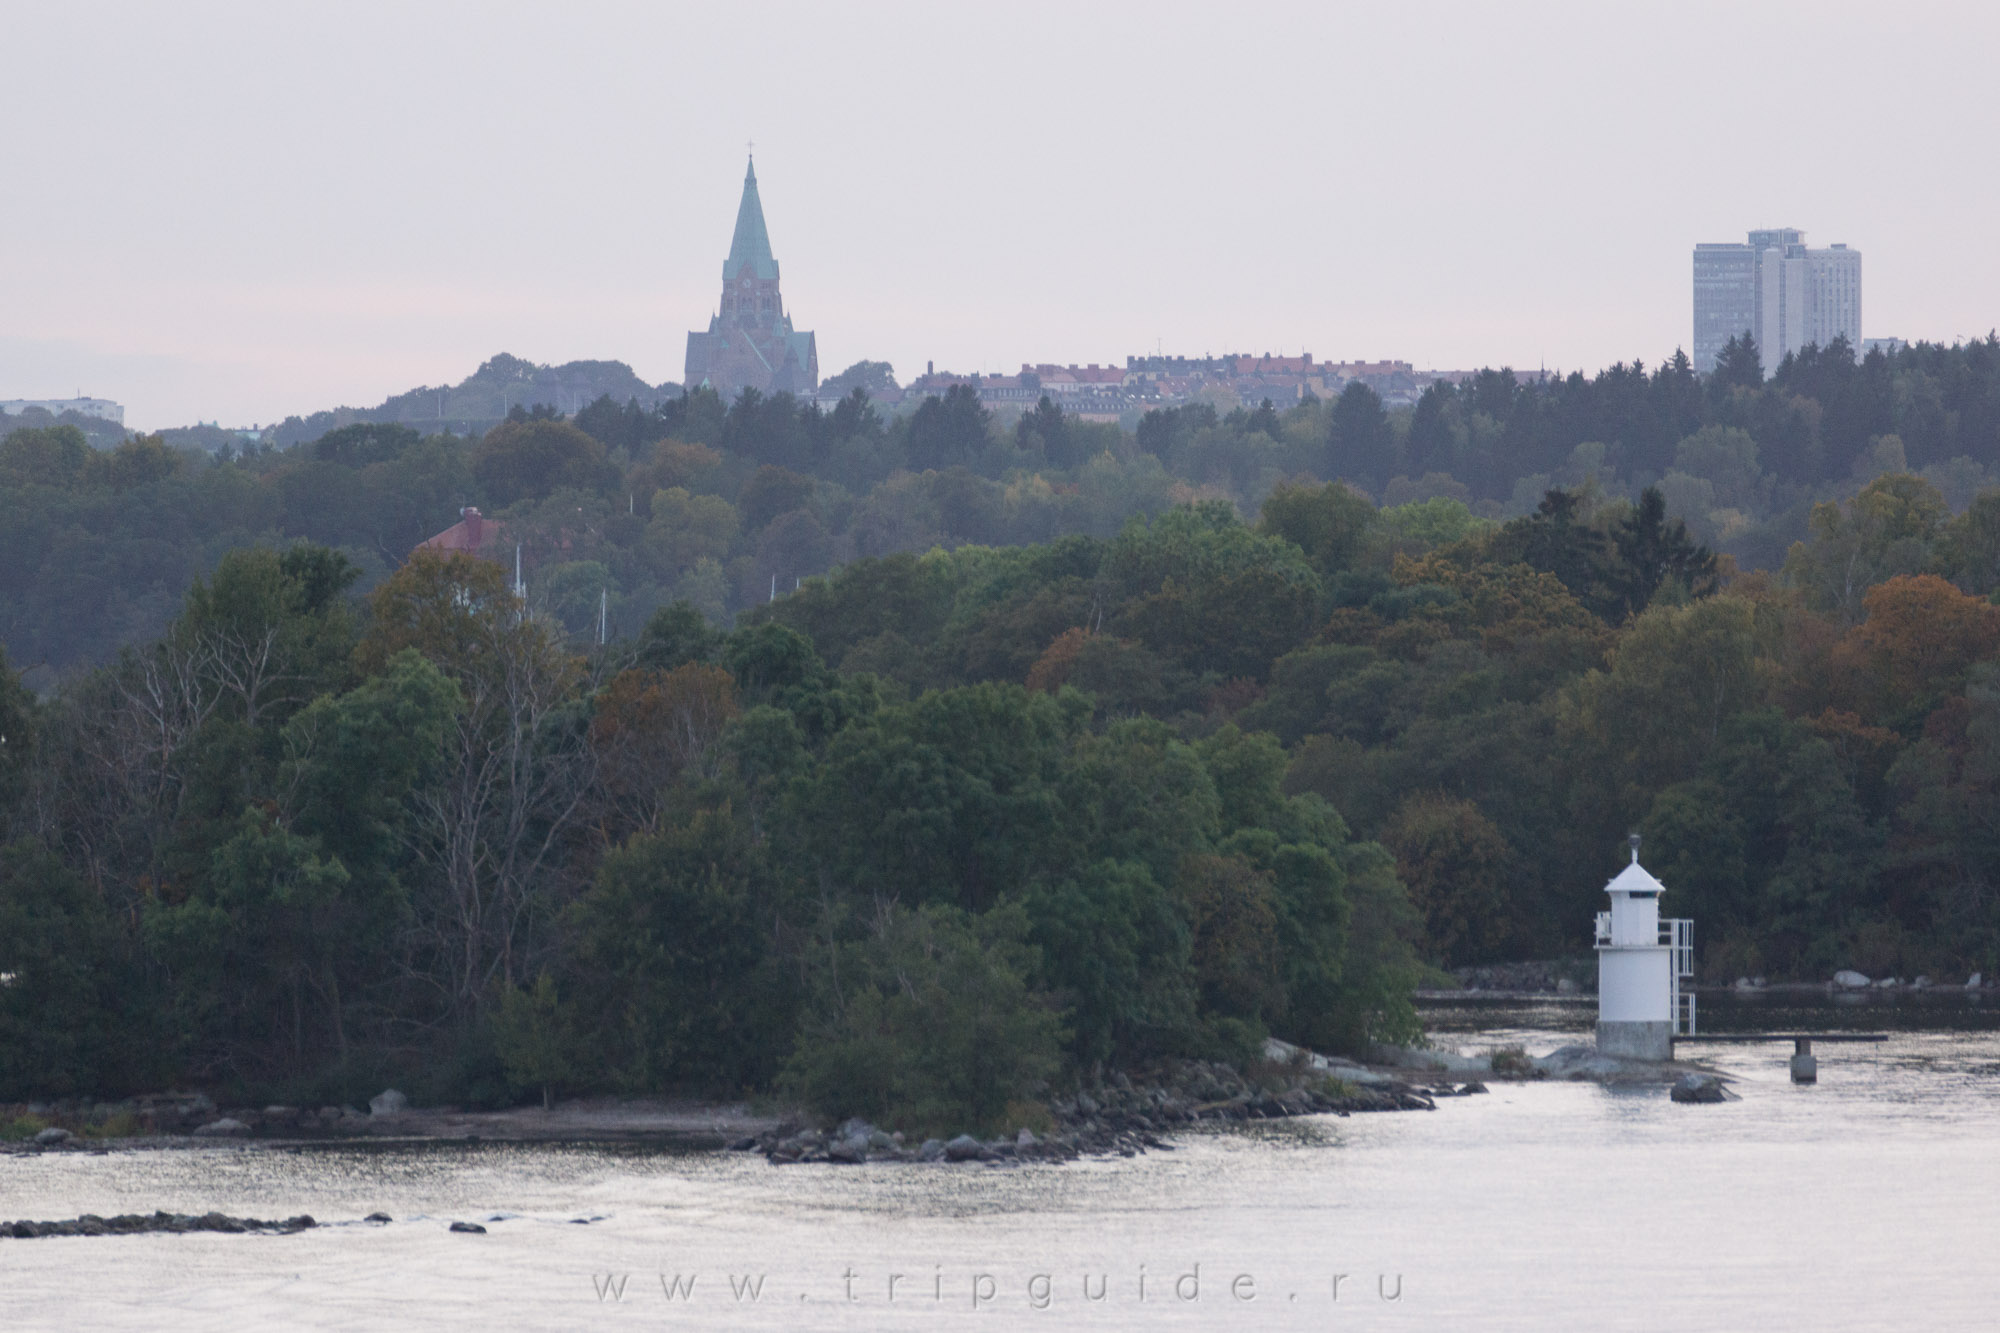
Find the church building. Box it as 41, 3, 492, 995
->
684, 158, 818, 399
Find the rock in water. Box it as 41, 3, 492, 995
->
1969, 973, 1984, 989
192, 1118, 249, 1137
1832, 970, 1871, 989
449, 1221, 487, 1234
1670, 1074, 1728, 1104
369, 1089, 409, 1116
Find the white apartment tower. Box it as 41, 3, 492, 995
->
1691, 228, 1862, 375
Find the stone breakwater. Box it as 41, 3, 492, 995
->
743, 1059, 1480, 1166
2, 1211, 316, 1239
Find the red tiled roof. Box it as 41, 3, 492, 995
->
418, 507, 508, 556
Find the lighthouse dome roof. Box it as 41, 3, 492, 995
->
1605, 860, 1666, 896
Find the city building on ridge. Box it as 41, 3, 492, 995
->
1, 396, 124, 425
901, 352, 1480, 420
1692, 228, 1862, 375
684, 157, 818, 400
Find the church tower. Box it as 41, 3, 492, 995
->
684, 157, 818, 400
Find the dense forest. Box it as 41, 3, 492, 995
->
4, 333, 2000, 1127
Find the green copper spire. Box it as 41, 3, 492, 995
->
723, 156, 779, 281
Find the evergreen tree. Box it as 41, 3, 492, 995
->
1327, 381, 1396, 493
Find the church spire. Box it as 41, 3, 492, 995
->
723, 155, 779, 281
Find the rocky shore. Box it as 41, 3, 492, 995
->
6, 1034, 1715, 1166
745, 1053, 1478, 1167
1, 1091, 776, 1153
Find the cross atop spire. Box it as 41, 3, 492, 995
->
723, 154, 778, 281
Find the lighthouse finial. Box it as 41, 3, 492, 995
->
1629, 832, 1642, 864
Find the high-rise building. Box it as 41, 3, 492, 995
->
684, 158, 818, 399
1691, 228, 1861, 375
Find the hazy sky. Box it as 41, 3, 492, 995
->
3, 0, 1995, 429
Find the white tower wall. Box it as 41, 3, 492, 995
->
1599, 949, 1672, 1022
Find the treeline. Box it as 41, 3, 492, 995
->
8, 335, 2000, 681
0, 535, 1420, 1127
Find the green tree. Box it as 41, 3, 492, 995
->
1710, 333, 1763, 394
1934, 488, 2000, 597
1257, 479, 1377, 580
820, 360, 898, 397
473, 417, 616, 507
737, 465, 815, 532
0, 645, 32, 834
1609, 485, 1719, 619
781, 901, 1063, 1136
569, 809, 783, 1092
0, 842, 162, 1098
1023, 860, 1194, 1063
1327, 381, 1397, 492
904, 384, 993, 471
173, 544, 361, 727
1783, 473, 1947, 621
490, 971, 577, 1109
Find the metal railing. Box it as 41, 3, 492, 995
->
1594, 914, 1694, 968
1675, 988, 1697, 1036
1666, 918, 1694, 978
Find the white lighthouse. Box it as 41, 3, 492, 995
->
1594, 835, 1694, 1060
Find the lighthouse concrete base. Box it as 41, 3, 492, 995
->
1596, 1020, 1673, 1062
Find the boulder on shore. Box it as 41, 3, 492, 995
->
1832, 970, 1871, 989
33, 1127, 72, 1145
192, 1117, 249, 1137
1670, 1074, 1732, 1104
943, 1134, 986, 1162
369, 1089, 408, 1117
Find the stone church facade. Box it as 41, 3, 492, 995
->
684, 159, 818, 399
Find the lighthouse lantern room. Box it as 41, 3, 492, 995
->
1594, 835, 1694, 1060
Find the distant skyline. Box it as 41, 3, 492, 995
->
3, 0, 1996, 429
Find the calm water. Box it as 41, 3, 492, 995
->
4, 1002, 1999, 1331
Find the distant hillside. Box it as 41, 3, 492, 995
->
264, 353, 677, 448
